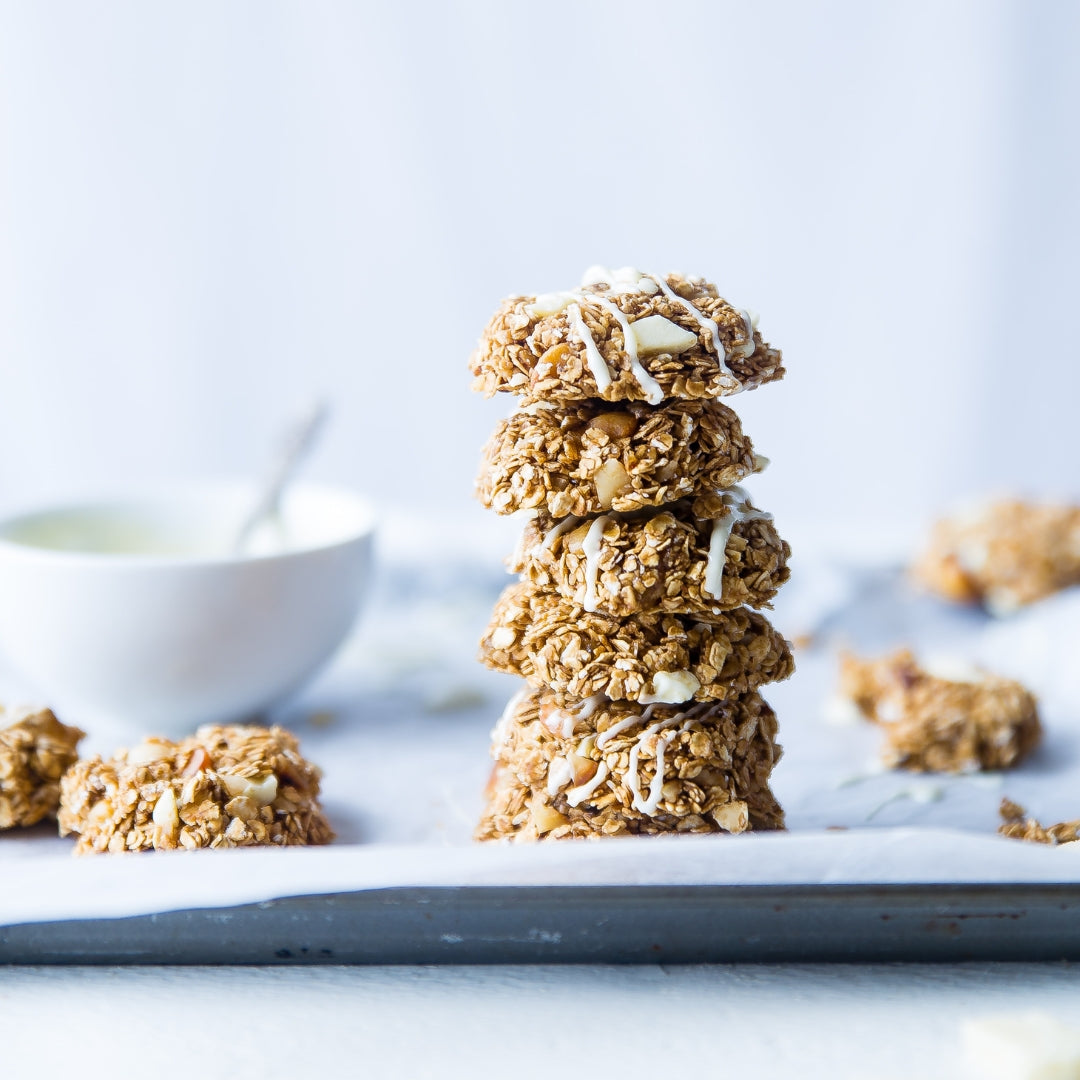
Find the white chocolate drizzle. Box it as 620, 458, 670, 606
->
565, 762, 610, 807
546, 755, 574, 796
586, 293, 664, 405
596, 704, 658, 750
491, 688, 528, 742
581, 514, 610, 612
645, 273, 742, 392
566, 302, 613, 393
703, 486, 773, 599
625, 707, 707, 815
554, 693, 606, 738
533, 514, 580, 558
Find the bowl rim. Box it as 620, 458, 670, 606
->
0, 480, 376, 569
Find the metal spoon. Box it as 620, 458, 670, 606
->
233, 400, 329, 556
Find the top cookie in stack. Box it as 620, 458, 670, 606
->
471, 265, 783, 404
470, 267, 793, 842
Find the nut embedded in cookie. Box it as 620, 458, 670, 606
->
469, 268, 783, 404
480, 580, 794, 705
477, 396, 760, 519
511, 489, 790, 618
58, 724, 333, 854
475, 685, 784, 841
838, 649, 1042, 773
0, 705, 84, 829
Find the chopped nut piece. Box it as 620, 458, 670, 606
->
593, 459, 631, 509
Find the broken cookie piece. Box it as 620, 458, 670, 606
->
0, 706, 84, 829
998, 797, 1080, 845
838, 650, 1041, 772
914, 499, 1080, 615
58, 724, 333, 854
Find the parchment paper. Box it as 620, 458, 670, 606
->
5, 533, 1080, 928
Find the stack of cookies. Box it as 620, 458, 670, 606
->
469, 266, 794, 841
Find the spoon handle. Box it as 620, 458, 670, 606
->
233, 400, 329, 555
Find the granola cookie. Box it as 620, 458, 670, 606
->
477, 396, 760, 518
470, 267, 783, 404
913, 499, 1080, 615
510, 490, 790, 618
480, 581, 794, 705
838, 650, 1041, 773
476, 686, 784, 841
0, 706, 84, 829
58, 724, 333, 854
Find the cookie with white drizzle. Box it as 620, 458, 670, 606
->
470, 267, 783, 404
510, 488, 789, 619
476, 685, 784, 841
477, 395, 762, 519
480, 580, 794, 705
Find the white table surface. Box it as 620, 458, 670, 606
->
6, 542, 1080, 1075
2, 962, 1080, 1079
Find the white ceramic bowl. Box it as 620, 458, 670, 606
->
0, 483, 375, 734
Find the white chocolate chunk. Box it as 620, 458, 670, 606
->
525, 291, 576, 317
220, 772, 279, 806
640, 669, 701, 704
630, 315, 698, 356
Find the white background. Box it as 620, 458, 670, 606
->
1, 1, 1077, 551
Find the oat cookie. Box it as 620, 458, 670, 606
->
480, 581, 794, 705
477, 396, 759, 519
839, 650, 1041, 773
511, 489, 789, 618
0, 706, 84, 829
58, 724, 333, 854
476, 686, 784, 841
914, 499, 1080, 615
470, 267, 783, 404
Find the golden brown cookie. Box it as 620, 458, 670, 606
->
470, 268, 783, 404
477, 396, 760, 518
511, 490, 789, 618
480, 581, 794, 705
58, 724, 333, 854
476, 685, 784, 841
